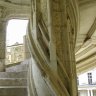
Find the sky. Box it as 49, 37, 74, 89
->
6, 19, 28, 46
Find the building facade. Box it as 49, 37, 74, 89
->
78, 69, 96, 96
6, 43, 24, 64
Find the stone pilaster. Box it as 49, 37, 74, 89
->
0, 22, 6, 71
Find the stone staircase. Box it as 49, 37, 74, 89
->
0, 61, 28, 96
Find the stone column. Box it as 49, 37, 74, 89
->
29, 0, 79, 95
0, 22, 6, 71
47, 0, 79, 96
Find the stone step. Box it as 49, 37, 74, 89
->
6, 60, 29, 72
0, 71, 27, 78
0, 78, 27, 86
0, 87, 27, 96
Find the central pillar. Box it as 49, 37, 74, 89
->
29, 0, 79, 95
47, 0, 79, 96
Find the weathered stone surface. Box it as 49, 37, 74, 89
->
0, 88, 27, 96
0, 78, 27, 86
0, 71, 27, 78
0, 59, 5, 72
40, 0, 48, 26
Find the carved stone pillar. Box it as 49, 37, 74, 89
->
28, 0, 79, 95
47, 0, 79, 96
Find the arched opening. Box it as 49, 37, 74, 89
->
6, 19, 29, 65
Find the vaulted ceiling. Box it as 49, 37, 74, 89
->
0, 0, 96, 74
76, 0, 96, 74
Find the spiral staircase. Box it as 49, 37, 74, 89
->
0, 0, 96, 96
